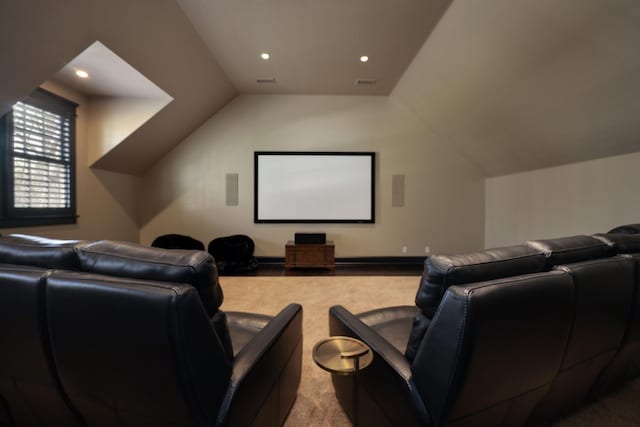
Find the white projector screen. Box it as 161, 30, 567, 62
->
254, 152, 375, 223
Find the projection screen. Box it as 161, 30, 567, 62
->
254, 152, 375, 223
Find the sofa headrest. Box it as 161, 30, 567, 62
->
593, 233, 640, 254
411, 244, 547, 330
608, 223, 640, 234
0, 234, 81, 270
76, 240, 223, 315
525, 235, 614, 266
424, 244, 547, 287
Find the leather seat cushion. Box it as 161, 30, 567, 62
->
226, 311, 273, 356
357, 306, 418, 353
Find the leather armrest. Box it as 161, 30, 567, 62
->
217, 303, 303, 426
329, 305, 431, 427
356, 305, 417, 354
226, 311, 273, 356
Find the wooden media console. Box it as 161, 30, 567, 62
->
285, 240, 335, 270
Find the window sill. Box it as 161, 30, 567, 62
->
0, 215, 78, 229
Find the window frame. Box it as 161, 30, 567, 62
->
0, 88, 78, 228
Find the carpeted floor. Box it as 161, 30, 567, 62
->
219, 276, 640, 427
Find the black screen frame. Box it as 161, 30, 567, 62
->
254, 151, 376, 224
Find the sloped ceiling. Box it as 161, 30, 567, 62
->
0, 0, 236, 175
178, 0, 640, 175
2, 0, 640, 177
51, 41, 171, 99
392, 0, 640, 176
51, 41, 174, 168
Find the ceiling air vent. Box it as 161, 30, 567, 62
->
256, 77, 276, 84
355, 79, 377, 85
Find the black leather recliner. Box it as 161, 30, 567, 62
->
328, 236, 639, 426
0, 235, 87, 426
524, 235, 634, 423
405, 245, 548, 361
0, 234, 302, 427
592, 233, 640, 391
329, 245, 574, 426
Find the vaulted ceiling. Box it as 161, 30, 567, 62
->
1, 0, 639, 177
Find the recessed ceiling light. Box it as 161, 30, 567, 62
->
75, 69, 89, 79
261, 52, 270, 60
360, 56, 369, 63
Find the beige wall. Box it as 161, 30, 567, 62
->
140, 94, 485, 257
1, 81, 140, 242
485, 152, 640, 248
87, 96, 171, 166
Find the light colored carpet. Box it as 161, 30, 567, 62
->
219, 276, 640, 427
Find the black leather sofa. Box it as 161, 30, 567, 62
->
328, 234, 640, 426
0, 234, 302, 427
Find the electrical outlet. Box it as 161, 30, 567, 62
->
425, 246, 430, 254
402, 246, 407, 254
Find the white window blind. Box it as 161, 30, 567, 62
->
11, 102, 72, 208
1, 87, 77, 228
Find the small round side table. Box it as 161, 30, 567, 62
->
313, 336, 373, 426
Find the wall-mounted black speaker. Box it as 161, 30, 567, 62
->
294, 233, 326, 244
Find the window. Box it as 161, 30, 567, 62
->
0, 88, 77, 228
